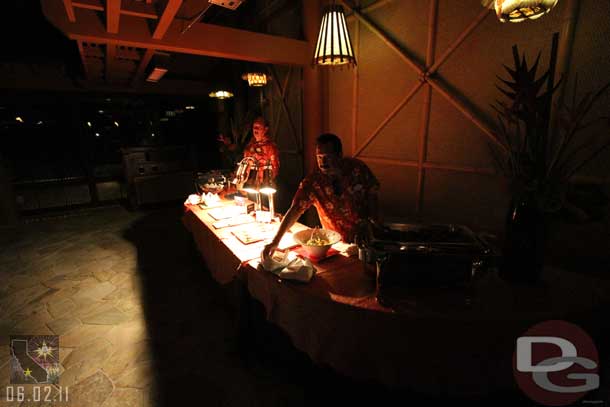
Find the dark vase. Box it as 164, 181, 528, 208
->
500, 192, 546, 283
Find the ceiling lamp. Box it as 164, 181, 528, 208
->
208, 90, 234, 99
313, 3, 356, 67
146, 52, 170, 83
494, 0, 559, 23
208, 0, 245, 10
146, 67, 168, 83
241, 72, 268, 87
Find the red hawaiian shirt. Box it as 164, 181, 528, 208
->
292, 157, 380, 243
243, 137, 280, 181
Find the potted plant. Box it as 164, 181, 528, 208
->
489, 35, 610, 283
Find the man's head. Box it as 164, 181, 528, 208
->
316, 133, 343, 175
252, 117, 269, 142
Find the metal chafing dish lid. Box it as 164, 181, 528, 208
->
368, 223, 488, 254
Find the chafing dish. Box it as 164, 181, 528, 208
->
357, 222, 497, 306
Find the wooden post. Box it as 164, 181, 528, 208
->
302, 0, 323, 176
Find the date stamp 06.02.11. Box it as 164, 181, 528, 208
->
4, 335, 69, 404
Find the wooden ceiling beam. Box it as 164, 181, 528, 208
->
121, 3, 158, 20
73, 0, 103, 11
107, 0, 121, 33
62, 0, 76, 22
73, 0, 158, 19
42, 0, 310, 66
132, 48, 156, 85
153, 0, 183, 40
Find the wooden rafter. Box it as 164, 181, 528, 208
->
120, 3, 158, 20
106, 0, 121, 33
62, 0, 76, 22
42, 0, 310, 66
72, 0, 158, 19
153, 0, 183, 40
132, 48, 156, 85
73, 0, 103, 11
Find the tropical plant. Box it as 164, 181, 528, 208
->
488, 41, 610, 214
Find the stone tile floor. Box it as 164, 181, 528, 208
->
0, 205, 318, 407
1, 204, 608, 406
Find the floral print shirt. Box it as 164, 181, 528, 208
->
292, 158, 380, 243
243, 137, 280, 181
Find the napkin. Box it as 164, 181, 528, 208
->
260, 252, 316, 282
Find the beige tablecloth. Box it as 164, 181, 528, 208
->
183, 202, 610, 395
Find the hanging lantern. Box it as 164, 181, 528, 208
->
241, 72, 268, 87
208, 90, 234, 99
495, 0, 559, 23
312, 4, 356, 67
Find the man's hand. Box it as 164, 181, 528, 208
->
262, 242, 279, 262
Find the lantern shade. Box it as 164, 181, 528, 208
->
313, 5, 356, 67
241, 72, 268, 87
495, 0, 559, 23
208, 90, 234, 99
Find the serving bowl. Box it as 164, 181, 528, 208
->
293, 228, 341, 258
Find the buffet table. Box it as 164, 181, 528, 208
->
183, 200, 610, 396
183, 199, 310, 283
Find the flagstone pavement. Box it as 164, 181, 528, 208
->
0, 205, 326, 407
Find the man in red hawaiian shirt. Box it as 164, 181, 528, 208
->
243, 117, 280, 182
262, 133, 379, 258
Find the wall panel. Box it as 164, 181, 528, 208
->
324, 0, 610, 234
356, 26, 421, 154
568, 0, 610, 178
365, 160, 419, 220
422, 170, 509, 231
427, 90, 494, 168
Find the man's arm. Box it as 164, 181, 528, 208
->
262, 203, 304, 260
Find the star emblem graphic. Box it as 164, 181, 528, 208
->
23, 368, 33, 378
34, 340, 55, 361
